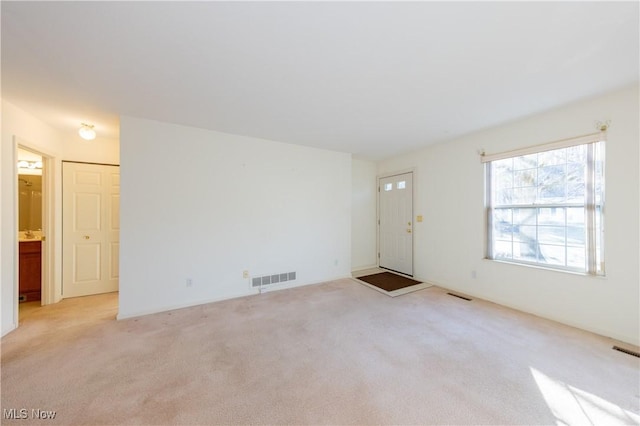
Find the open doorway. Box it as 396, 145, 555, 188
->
12, 142, 120, 331
16, 147, 45, 316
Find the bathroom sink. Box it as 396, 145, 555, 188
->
19, 237, 41, 242
18, 232, 42, 242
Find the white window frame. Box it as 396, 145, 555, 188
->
483, 132, 606, 275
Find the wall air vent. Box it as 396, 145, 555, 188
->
252, 271, 297, 288
612, 346, 640, 358
447, 292, 472, 301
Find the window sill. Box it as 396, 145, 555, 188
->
483, 258, 606, 278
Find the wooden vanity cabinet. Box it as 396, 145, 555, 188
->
19, 240, 41, 302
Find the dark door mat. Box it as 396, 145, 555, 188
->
357, 272, 422, 292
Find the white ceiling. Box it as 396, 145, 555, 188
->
2, 2, 638, 160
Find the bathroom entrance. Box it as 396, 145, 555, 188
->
17, 147, 44, 305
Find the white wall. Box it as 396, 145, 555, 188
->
351, 159, 378, 271
1, 100, 119, 336
118, 117, 351, 318
378, 84, 640, 345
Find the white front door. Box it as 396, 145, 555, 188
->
379, 172, 413, 276
62, 162, 120, 297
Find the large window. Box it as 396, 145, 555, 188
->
484, 133, 605, 275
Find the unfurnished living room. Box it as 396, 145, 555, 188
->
1, 2, 639, 425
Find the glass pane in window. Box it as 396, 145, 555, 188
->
512, 187, 536, 204
567, 226, 585, 246
513, 241, 538, 263
397, 181, 406, 189
513, 208, 536, 225
567, 183, 585, 203
538, 165, 566, 203
595, 144, 604, 205
566, 207, 584, 224
513, 224, 536, 242
384, 183, 392, 191
493, 208, 512, 223
493, 158, 513, 177
538, 226, 565, 245
494, 225, 513, 241
513, 225, 538, 262
595, 170, 604, 204
567, 246, 586, 269
567, 145, 586, 163
567, 163, 584, 185
495, 188, 513, 205
596, 205, 603, 272
494, 240, 513, 259
538, 208, 565, 226
538, 184, 566, 203
513, 169, 536, 188
538, 165, 565, 184
538, 149, 566, 166
495, 171, 513, 189
493, 161, 513, 193
538, 244, 565, 266
514, 154, 537, 170
493, 209, 513, 240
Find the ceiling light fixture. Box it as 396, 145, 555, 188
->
79, 123, 96, 140
17, 160, 42, 169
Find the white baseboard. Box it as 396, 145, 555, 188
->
351, 264, 379, 274
116, 275, 352, 321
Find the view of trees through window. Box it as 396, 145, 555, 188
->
487, 141, 604, 274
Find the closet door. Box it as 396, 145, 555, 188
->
62, 162, 119, 297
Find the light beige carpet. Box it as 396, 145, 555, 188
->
1, 279, 639, 425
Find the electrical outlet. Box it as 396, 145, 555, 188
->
243, 270, 249, 279
186, 278, 193, 287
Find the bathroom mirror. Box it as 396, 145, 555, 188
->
18, 174, 42, 231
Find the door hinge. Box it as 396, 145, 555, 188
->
378, 186, 380, 192
378, 252, 380, 258
378, 219, 380, 225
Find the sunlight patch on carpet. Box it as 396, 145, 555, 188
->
530, 367, 640, 425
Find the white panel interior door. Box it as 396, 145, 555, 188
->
379, 172, 413, 276
63, 162, 120, 297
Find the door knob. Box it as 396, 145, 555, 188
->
84, 235, 90, 240
407, 229, 412, 233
